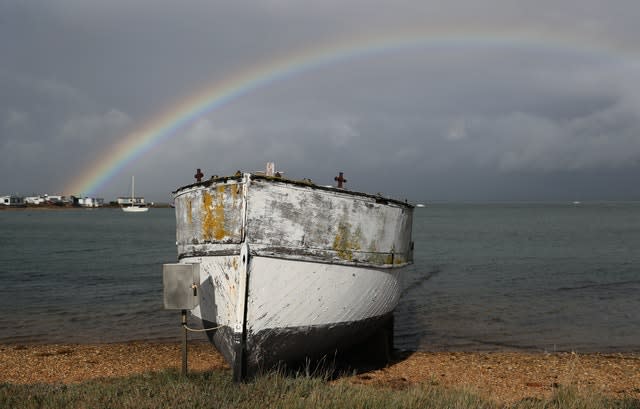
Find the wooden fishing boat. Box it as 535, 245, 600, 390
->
169, 166, 413, 380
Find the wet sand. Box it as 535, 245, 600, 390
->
1, 342, 638, 404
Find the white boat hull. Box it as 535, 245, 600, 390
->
187, 254, 400, 373
172, 173, 413, 379
122, 206, 149, 212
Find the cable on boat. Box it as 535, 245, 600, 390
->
182, 323, 222, 332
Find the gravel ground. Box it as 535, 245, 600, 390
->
1, 343, 638, 404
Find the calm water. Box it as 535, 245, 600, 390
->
1, 204, 639, 352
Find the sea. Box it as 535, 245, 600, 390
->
1, 203, 639, 353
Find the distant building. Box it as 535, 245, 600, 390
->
22, 194, 68, 206
24, 196, 46, 205
73, 196, 104, 207
45, 195, 65, 204
0, 195, 25, 206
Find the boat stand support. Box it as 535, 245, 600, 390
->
182, 309, 188, 375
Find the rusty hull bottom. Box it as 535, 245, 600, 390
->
203, 312, 394, 380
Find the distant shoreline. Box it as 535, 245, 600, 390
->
0, 204, 173, 211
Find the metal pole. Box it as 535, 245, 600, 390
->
181, 309, 188, 375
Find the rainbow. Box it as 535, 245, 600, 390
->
64, 27, 630, 196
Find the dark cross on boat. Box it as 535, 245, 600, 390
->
334, 172, 347, 189
194, 168, 204, 182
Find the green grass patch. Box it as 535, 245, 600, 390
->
1, 369, 638, 409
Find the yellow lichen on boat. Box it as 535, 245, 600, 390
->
333, 221, 362, 261
202, 187, 227, 241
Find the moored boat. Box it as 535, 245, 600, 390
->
168, 166, 413, 380
121, 176, 149, 213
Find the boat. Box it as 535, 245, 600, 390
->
166, 165, 413, 380
121, 176, 149, 213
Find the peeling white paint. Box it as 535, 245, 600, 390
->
175, 174, 413, 266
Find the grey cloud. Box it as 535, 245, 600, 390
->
3, 0, 640, 201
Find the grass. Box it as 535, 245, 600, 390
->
1, 369, 638, 409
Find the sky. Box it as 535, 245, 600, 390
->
2, 0, 640, 203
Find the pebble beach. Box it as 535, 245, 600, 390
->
1, 342, 638, 404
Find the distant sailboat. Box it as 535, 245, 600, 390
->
122, 176, 149, 213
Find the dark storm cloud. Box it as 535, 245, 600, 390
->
2, 0, 640, 201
